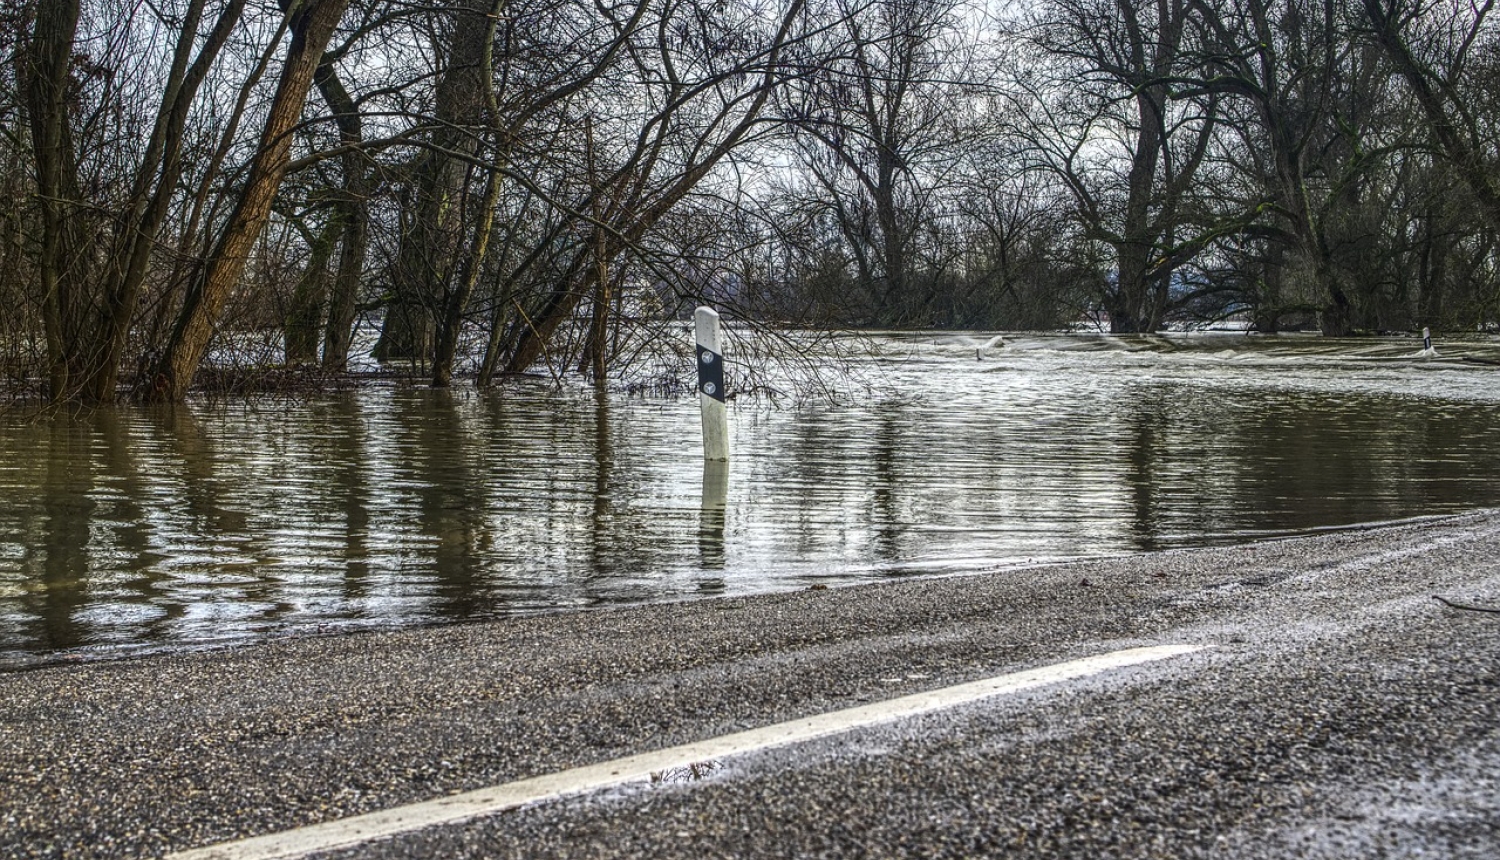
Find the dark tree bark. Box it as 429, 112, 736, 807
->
285, 215, 341, 364
431, 0, 506, 387
373, 0, 495, 365
22, 0, 85, 401
313, 51, 371, 371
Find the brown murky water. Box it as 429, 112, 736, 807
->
3, 332, 1498, 662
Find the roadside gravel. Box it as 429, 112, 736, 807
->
2, 511, 1497, 858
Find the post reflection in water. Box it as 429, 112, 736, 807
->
591, 394, 614, 577
3, 334, 1500, 660
699, 460, 729, 575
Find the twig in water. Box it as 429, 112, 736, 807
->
1432, 595, 1500, 615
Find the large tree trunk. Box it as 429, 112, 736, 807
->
374, 0, 494, 366
1253, 241, 1286, 333
321, 189, 368, 369
432, 163, 502, 386
431, 0, 506, 387
576, 114, 610, 386
23, 0, 85, 401
285, 216, 341, 364
1110, 84, 1166, 335
147, 0, 350, 402
1319, 282, 1354, 336
874, 144, 909, 324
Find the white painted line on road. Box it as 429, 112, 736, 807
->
168, 644, 1202, 860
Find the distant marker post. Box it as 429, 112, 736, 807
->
695, 306, 729, 461
1423, 326, 1432, 351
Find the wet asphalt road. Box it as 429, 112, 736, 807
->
2, 512, 1498, 859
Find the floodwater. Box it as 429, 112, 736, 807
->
3, 332, 1499, 663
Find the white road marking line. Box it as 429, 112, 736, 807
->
168, 644, 1202, 860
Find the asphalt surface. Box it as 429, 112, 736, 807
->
2, 511, 1498, 859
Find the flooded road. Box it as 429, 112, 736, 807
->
3, 332, 1498, 661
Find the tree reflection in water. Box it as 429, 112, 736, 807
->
3, 334, 1500, 660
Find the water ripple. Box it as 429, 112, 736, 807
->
3, 333, 1499, 661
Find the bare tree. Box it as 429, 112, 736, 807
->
19, 0, 84, 400
1362, 0, 1500, 232
373, 0, 503, 367
779, 0, 980, 326
1184, 0, 1390, 333
1013, 0, 1222, 332
148, 0, 351, 402
495, 0, 810, 378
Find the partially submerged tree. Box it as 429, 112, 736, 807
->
148, 0, 352, 402
1012, 0, 1224, 333
6, 0, 1500, 405
779, 0, 981, 326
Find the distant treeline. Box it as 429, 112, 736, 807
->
3, 0, 1498, 403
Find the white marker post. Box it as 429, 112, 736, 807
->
695, 306, 729, 462
1423, 326, 1432, 351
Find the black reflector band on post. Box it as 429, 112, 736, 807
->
697, 346, 726, 402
